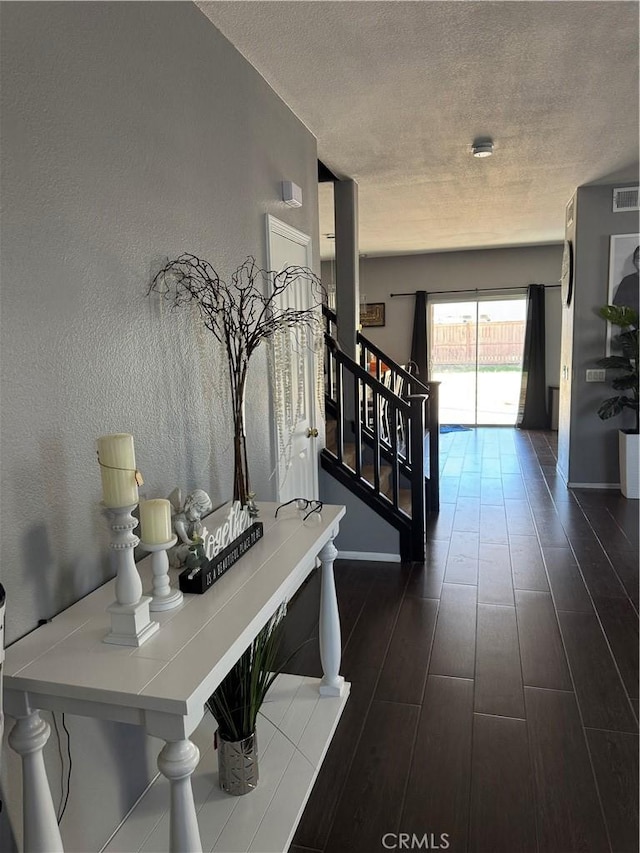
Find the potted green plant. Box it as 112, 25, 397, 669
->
596, 304, 639, 498
205, 605, 287, 795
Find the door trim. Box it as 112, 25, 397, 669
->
265, 215, 318, 500
266, 214, 313, 260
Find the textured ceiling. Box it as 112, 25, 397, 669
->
198, 1, 639, 258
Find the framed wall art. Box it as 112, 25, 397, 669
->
606, 233, 639, 354
360, 302, 385, 328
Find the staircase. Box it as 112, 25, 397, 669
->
321, 306, 440, 561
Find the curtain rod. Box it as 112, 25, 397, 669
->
390, 284, 561, 297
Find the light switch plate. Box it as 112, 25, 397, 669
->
586, 369, 606, 382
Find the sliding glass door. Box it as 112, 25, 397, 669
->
430, 301, 477, 423
429, 294, 527, 425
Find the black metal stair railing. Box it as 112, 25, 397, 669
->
323, 336, 426, 560
321, 305, 440, 561
357, 327, 439, 512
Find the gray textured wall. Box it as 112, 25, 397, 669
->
0, 3, 318, 849
325, 244, 563, 386
558, 195, 577, 480
562, 184, 639, 486
319, 468, 400, 557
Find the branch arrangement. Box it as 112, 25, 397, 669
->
148, 254, 324, 503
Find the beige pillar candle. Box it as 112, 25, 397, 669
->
97, 433, 139, 508
140, 499, 173, 545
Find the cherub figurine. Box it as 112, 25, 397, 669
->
167, 487, 213, 569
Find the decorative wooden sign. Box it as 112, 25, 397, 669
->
178, 520, 264, 595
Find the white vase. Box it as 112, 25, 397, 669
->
619, 430, 639, 499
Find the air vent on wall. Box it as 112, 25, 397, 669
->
613, 186, 639, 212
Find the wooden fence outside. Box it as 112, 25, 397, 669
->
432, 320, 525, 366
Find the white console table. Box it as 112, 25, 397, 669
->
4, 501, 348, 853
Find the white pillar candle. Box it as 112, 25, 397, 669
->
140, 499, 173, 545
97, 433, 139, 508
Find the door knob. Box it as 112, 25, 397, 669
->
306, 427, 319, 438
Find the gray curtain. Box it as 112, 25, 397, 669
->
517, 284, 548, 429
410, 290, 429, 381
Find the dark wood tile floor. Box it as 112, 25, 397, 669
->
281, 428, 639, 853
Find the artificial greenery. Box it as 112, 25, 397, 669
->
206, 605, 287, 742
596, 304, 639, 434
185, 536, 206, 572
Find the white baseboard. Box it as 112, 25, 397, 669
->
567, 482, 621, 490
337, 550, 401, 563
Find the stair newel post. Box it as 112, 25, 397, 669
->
427, 382, 441, 513
407, 394, 427, 561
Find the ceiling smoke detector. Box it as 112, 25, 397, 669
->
472, 139, 494, 158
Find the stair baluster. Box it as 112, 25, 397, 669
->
372, 385, 381, 494
390, 404, 399, 510
353, 372, 362, 478
335, 359, 344, 465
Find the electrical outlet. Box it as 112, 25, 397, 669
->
586, 369, 606, 382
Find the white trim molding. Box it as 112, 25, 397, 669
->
567, 482, 621, 490
265, 214, 313, 254
337, 550, 401, 563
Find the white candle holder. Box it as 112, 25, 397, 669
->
103, 504, 159, 647
140, 536, 183, 612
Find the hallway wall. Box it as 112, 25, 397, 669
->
0, 3, 318, 849
558, 183, 639, 486
323, 244, 563, 390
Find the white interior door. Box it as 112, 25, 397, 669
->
266, 215, 319, 501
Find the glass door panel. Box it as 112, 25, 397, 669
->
476, 299, 527, 424
430, 301, 477, 424
429, 295, 526, 426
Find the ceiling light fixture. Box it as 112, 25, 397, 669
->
472, 139, 494, 158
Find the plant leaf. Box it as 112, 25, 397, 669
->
612, 375, 638, 391
597, 356, 632, 370
597, 397, 626, 420
598, 304, 639, 328
205, 604, 290, 741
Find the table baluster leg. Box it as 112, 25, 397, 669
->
9, 712, 64, 852
157, 738, 202, 853
318, 534, 345, 697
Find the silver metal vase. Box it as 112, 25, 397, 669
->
218, 731, 259, 795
